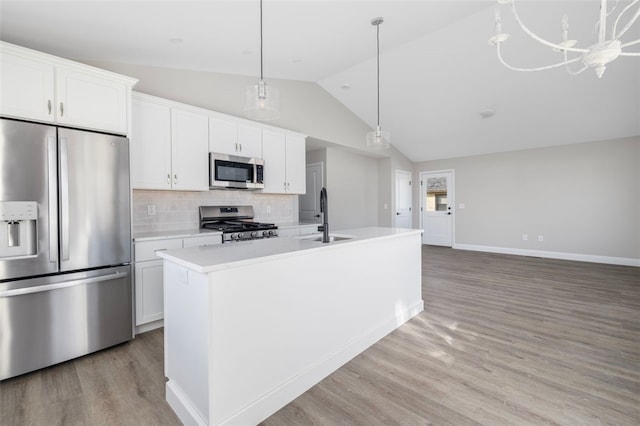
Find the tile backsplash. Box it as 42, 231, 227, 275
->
132, 190, 298, 234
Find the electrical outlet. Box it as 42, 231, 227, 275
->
459, 203, 465, 209
538, 235, 544, 242
522, 234, 528, 241
384, 203, 388, 210
266, 205, 271, 214
147, 205, 156, 216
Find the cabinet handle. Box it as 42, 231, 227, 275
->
239, 143, 242, 152
235, 143, 238, 152
174, 174, 178, 185
60, 102, 64, 117
47, 100, 52, 115
167, 174, 171, 184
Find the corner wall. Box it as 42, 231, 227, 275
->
413, 137, 640, 264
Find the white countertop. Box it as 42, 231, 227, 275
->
133, 228, 222, 242
156, 227, 421, 273
275, 221, 320, 229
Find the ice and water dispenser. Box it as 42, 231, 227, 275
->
0, 201, 38, 259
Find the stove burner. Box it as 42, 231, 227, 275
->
199, 205, 278, 242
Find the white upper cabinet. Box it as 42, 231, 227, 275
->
262, 129, 288, 193
132, 93, 209, 191
131, 96, 172, 190
262, 128, 306, 194
209, 114, 262, 158
0, 52, 55, 123
171, 108, 209, 191
0, 41, 136, 135
284, 133, 306, 194
209, 115, 238, 156
55, 66, 128, 134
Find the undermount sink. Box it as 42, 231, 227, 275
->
310, 235, 353, 242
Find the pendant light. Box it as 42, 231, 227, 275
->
366, 17, 391, 150
245, 0, 280, 120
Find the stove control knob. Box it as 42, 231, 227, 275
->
231, 233, 239, 240
251, 231, 258, 238
262, 230, 269, 237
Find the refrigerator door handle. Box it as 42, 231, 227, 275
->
60, 137, 70, 261
0, 271, 129, 298
47, 136, 58, 263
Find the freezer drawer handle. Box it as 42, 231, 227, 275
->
0, 271, 129, 298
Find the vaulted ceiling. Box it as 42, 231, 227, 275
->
1, 1, 638, 162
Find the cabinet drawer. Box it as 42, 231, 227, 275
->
134, 238, 183, 262
183, 235, 222, 248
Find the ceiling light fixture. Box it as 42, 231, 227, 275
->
489, 0, 640, 78
245, 0, 280, 120
366, 17, 390, 151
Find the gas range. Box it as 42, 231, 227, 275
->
199, 205, 278, 243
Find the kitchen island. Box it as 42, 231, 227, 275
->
157, 227, 423, 426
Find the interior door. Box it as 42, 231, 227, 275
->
299, 163, 323, 222
422, 171, 453, 246
58, 128, 131, 271
395, 170, 412, 228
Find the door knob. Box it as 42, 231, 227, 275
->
396, 212, 400, 215
447, 212, 451, 215
314, 214, 320, 218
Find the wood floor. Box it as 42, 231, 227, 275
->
1, 246, 638, 425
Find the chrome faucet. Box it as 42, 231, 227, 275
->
318, 187, 329, 243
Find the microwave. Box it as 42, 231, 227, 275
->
209, 153, 264, 190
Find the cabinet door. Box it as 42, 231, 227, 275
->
237, 123, 262, 158
0, 51, 55, 123
285, 133, 306, 194
209, 115, 238, 156
261, 129, 287, 194
56, 66, 128, 134
131, 98, 172, 189
171, 108, 209, 191
135, 259, 164, 325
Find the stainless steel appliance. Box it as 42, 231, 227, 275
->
0, 118, 132, 381
200, 205, 277, 242
209, 153, 264, 190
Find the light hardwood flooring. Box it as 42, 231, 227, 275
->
1, 246, 638, 425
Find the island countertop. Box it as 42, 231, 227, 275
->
156, 227, 421, 273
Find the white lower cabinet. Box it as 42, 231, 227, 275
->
134, 234, 221, 330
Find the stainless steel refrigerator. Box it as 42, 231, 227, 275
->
0, 118, 132, 380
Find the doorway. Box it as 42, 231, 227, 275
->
420, 170, 454, 246
394, 170, 412, 228
299, 162, 323, 222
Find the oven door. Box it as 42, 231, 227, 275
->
209, 153, 264, 190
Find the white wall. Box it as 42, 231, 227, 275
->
378, 147, 414, 227
82, 60, 373, 152
413, 137, 640, 263
324, 148, 379, 231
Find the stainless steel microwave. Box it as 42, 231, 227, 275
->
209, 153, 264, 190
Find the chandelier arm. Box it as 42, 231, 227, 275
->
496, 44, 582, 72
509, 0, 589, 54
619, 51, 640, 56
612, 0, 639, 39
614, 5, 640, 39
621, 38, 640, 47
563, 50, 589, 75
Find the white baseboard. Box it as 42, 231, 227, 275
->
453, 244, 640, 267
166, 381, 207, 426
135, 319, 163, 335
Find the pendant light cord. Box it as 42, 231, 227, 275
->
376, 22, 380, 128
260, 0, 264, 81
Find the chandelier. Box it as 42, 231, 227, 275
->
489, 0, 640, 78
